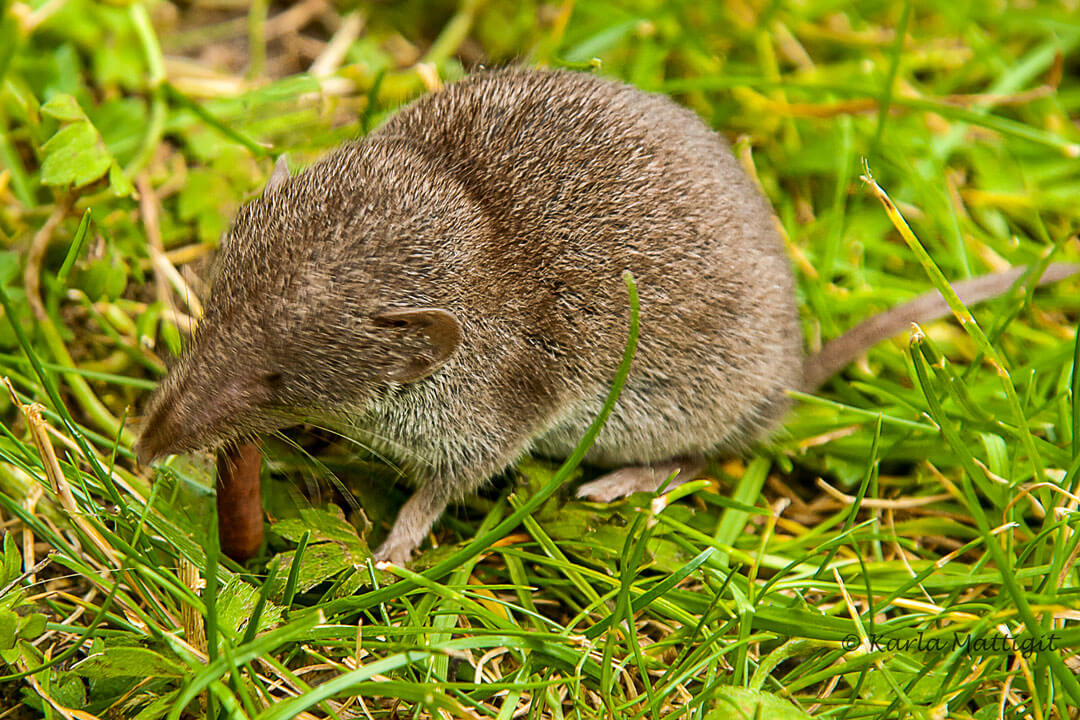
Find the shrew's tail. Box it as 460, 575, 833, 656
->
801, 263, 1080, 391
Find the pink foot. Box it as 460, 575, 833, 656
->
576, 458, 704, 502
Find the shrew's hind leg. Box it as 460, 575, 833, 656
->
576, 456, 705, 503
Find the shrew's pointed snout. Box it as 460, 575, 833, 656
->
134, 361, 275, 465
134, 418, 171, 465
133, 431, 159, 465
135, 389, 195, 464
135, 354, 204, 464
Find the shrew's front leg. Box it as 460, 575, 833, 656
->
374, 478, 457, 565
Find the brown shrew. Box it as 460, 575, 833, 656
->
134, 68, 1077, 565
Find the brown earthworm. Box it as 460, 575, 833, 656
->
216, 443, 264, 561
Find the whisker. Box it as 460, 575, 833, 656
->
268, 428, 361, 513
295, 410, 434, 475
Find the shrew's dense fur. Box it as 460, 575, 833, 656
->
136, 68, 1075, 563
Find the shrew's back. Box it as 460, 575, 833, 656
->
376, 68, 803, 461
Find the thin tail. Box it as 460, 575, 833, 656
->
801, 263, 1080, 391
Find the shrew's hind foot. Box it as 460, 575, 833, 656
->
576, 457, 705, 502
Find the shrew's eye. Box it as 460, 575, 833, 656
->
263, 371, 283, 387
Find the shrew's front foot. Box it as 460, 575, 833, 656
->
373, 481, 453, 566
373, 535, 414, 566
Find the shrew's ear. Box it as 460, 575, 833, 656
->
372, 308, 462, 382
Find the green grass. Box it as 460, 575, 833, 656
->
2, 0, 1080, 718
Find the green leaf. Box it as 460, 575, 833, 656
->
706, 687, 812, 720
52, 674, 87, 709
1, 531, 20, 586
268, 542, 362, 599
17, 613, 46, 641
41, 93, 87, 122
132, 691, 179, 720
271, 505, 366, 546
78, 250, 128, 302
40, 122, 112, 187
92, 39, 145, 90
0, 608, 18, 651
544, 503, 687, 571
69, 646, 186, 679
92, 96, 150, 163
216, 576, 284, 637
0, 646, 19, 665
108, 162, 134, 197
